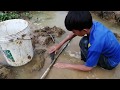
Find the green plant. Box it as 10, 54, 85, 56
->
0, 12, 20, 21
0, 11, 31, 21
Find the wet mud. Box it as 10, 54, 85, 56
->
0, 65, 11, 79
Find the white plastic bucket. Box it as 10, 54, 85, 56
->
0, 19, 33, 66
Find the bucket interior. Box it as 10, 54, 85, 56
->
0, 19, 28, 38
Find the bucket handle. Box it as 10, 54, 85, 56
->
0, 37, 31, 43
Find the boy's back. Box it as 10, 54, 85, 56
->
86, 21, 120, 67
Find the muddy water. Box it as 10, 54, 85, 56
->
0, 11, 120, 79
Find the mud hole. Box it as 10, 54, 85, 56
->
0, 24, 65, 79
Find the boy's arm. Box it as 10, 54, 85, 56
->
54, 62, 93, 71
49, 32, 76, 53
58, 32, 76, 49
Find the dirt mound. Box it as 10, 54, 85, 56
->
30, 26, 65, 49
29, 26, 65, 71
30, 49, 46, 72
91, 11, 120, 24
34, 26, 65, 37
0, 65, 11, 79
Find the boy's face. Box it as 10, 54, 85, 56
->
72, 29, 86, 36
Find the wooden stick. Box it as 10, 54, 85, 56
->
40, 40, 71, 79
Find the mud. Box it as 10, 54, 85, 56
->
91, 11, 120, 24
30, 49, 46, 72
0, 65, 11, 79
30, 26, 65, 49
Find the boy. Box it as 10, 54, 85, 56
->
49, 11, 120, 71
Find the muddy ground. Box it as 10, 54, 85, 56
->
91, 11, 120, 24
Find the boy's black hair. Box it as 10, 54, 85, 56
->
64, 11, 93, 31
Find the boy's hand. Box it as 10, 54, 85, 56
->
54, 62, 68, 68
48, 44, 60, 54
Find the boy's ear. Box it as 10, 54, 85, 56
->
83, 29, 90, 34
83, 29, 88, 32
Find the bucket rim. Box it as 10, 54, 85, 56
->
0, 19, 28, 23
0, 19, 29, 39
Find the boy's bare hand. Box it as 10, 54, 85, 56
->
53, 62, 69, 68
48, 44, 60, 54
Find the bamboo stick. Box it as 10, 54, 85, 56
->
40, 40, 71, 79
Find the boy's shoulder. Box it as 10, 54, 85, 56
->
93, 20, 108, 30
93, 20, 102, 25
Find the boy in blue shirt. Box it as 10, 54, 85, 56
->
49, 11, 120, 71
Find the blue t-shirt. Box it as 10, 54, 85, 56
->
85, 21, 120, 67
